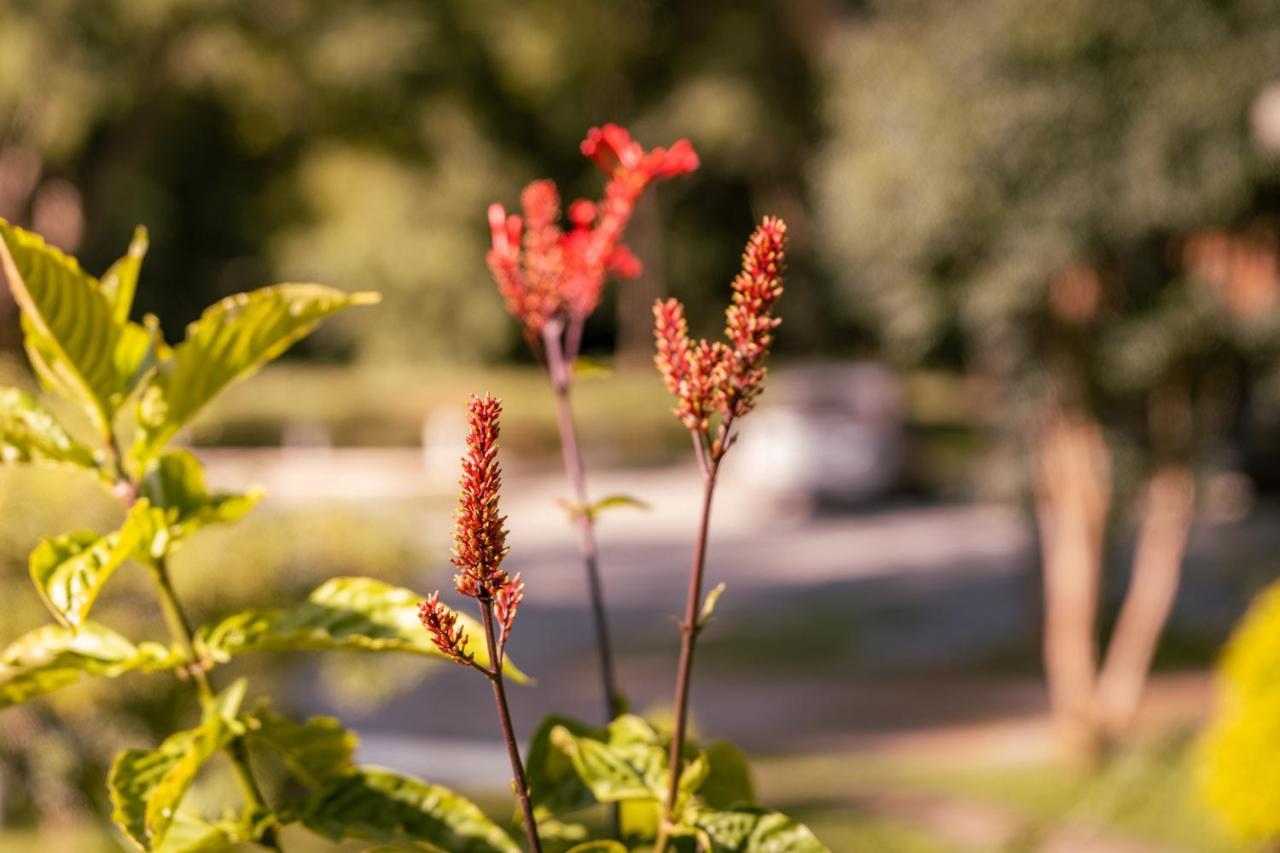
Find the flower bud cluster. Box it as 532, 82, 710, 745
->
653, 217, 787, 441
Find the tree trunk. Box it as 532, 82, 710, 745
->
1034, 411, 1111, 762
1095, 465, 1195, 739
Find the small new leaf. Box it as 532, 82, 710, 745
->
196, 577, 527, 682
294, 767, 520, 853
131, 283, 379, 464
0, 622, 179, 708
698, 582, 727, 630
558, 494, 650, 522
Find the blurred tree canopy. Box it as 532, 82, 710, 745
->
0, 0, 833, 364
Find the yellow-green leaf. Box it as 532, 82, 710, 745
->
0, 622, 179, 708
680, 805, 829, 852
137, 449, 261, 554
196, 577, 527, 682
294, 767, 519, 853
0, 219, 142, 429
109, 680, 247, 850
28, 500, 152, 628
0, 387, 101, 473
131, 284, 379, 464
243, 703, 356, 789
100, 225, 148, 324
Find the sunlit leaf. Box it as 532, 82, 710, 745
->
0, 219, 148, 429
197, 577, 527, 682
243, 703, 356, 789
293, 767, 519, 853
558, 494, 651, 522
565, 842, 628, 853
131, 283, 379, 464
698, 582, 727, 630
680, 805, 829, 852
135, 450, 262, 558
109, 680, 247, 850
100, 225, 148, 325
697, 741, 755, 810
0, 622, 179, 708
527, 715, 602, 818
29, 500, 152, 628
0, 387, 101, 473
549, 715, 704, 808
154, 811, 250, 852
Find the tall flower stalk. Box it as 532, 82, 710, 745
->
419, 395, 540, 853
652, 217, 786, 847
486, 124, 698, 720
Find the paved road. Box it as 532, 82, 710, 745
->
201, 449, 1268, 788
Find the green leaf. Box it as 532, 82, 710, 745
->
698, 582, 727, 630
565, 843, 628, 853
101, 225, 148, 324
131, 283, 379, 464
0, 219, 146, 429
697, 741, 755, 810
527, 715, 604, 818
29, 500, 152, 628
293, 767, 519, 853
549, 715, 704, 808
0, 621, 179, 708
559, 494, 651, 522
109, 680, 247, 850
136, 450, 261, 556
197, 577, 527, 682
242, 703, 356, 789
681, 806, 829, 852
154, 812, 249, 852
0, 387, 101, 473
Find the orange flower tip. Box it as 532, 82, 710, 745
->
581, 123, 642, 173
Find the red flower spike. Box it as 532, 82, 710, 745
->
418, 593, 474, 665
494, 573, 525, 645
486, 125, 699, 342
723, 216, 787, 417
451, 394, 510, 600
653, 217, 787, 436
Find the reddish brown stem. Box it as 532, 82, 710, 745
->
480, 602, 542, 853
542, 323, 623, 721
662, 454, 721, 826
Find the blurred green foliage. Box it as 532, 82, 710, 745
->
0, 0, 829, 364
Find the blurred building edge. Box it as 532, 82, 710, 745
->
725, 362, 904, 509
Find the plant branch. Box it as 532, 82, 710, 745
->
542, 322, 623, 721
480, 601, 542, 853
148, 556, 283, 851
659, 446, 722, 846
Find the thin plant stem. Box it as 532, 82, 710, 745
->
149, 556, 284, 851
542, 323, 623, 721
658, 451, 722, 848
480, 602, 542, 853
